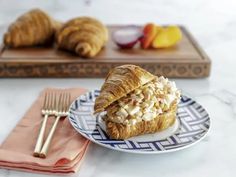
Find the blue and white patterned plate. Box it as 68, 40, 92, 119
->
69, 90, 210, 154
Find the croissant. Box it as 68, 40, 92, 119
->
4, 8, 61, 48
56, 17, 108, 58
94, 65, 181, 139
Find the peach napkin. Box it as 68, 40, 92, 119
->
0, 88, 90, 174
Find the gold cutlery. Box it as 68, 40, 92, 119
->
33, 92, 56, 157
39, 92, 71, 158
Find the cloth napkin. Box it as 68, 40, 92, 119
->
0, 88, 90, 175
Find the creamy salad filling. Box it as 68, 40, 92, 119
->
105, 76, 181, 125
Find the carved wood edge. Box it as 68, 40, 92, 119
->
0, 62, 210, 78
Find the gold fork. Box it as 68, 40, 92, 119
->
39, 92, 71, 158
33, 92, 56, 157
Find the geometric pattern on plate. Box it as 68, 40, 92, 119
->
69, 90, 210, 154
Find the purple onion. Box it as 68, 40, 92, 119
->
112, 26, 143, 49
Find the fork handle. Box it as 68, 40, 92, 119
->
39, 115, 60, 158
33, 114, 48, 157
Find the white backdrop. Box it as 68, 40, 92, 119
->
0, 1, 236, 177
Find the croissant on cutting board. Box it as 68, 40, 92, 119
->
56, 17, 108, 58
4, 8, 61, 48
94, 65, 181, 139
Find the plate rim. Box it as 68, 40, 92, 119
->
68, 90, 211, 154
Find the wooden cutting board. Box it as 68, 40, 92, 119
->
0, 25, 211, 78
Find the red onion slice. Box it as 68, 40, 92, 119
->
112, 26, 143, 49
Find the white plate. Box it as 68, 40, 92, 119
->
69, 90, 210, 154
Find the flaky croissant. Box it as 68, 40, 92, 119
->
94, 65, 155, 113
56, 17, 108, 58
94, 65, 181, 139
4, 8, 61, 48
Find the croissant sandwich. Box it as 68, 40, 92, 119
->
4, 8, 61, 48
94, 65, 181, 139
56, 17, 108, 58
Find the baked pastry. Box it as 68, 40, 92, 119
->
4, 8, 61, 48
94, 65, 181, 139
56, 17, 108, 58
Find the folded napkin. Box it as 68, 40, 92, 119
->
0, 88, 90, 175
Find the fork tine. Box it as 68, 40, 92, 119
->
51, 92, 54, 111
62, 93, 65, 111
50, 92, 54, 110
64, 93, 67, 112
66, 93, 71, 111
63, 93, 67, 112
61, 93, 65, 112
58, 93, 63, 111
47, 92, 52, 110
43, 92, 48, 110
47, 92, 50, 110
68, 94, 71, 107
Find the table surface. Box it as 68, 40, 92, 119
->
0, 0, 236, 177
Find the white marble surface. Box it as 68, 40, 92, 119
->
0, 0, 236, 176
